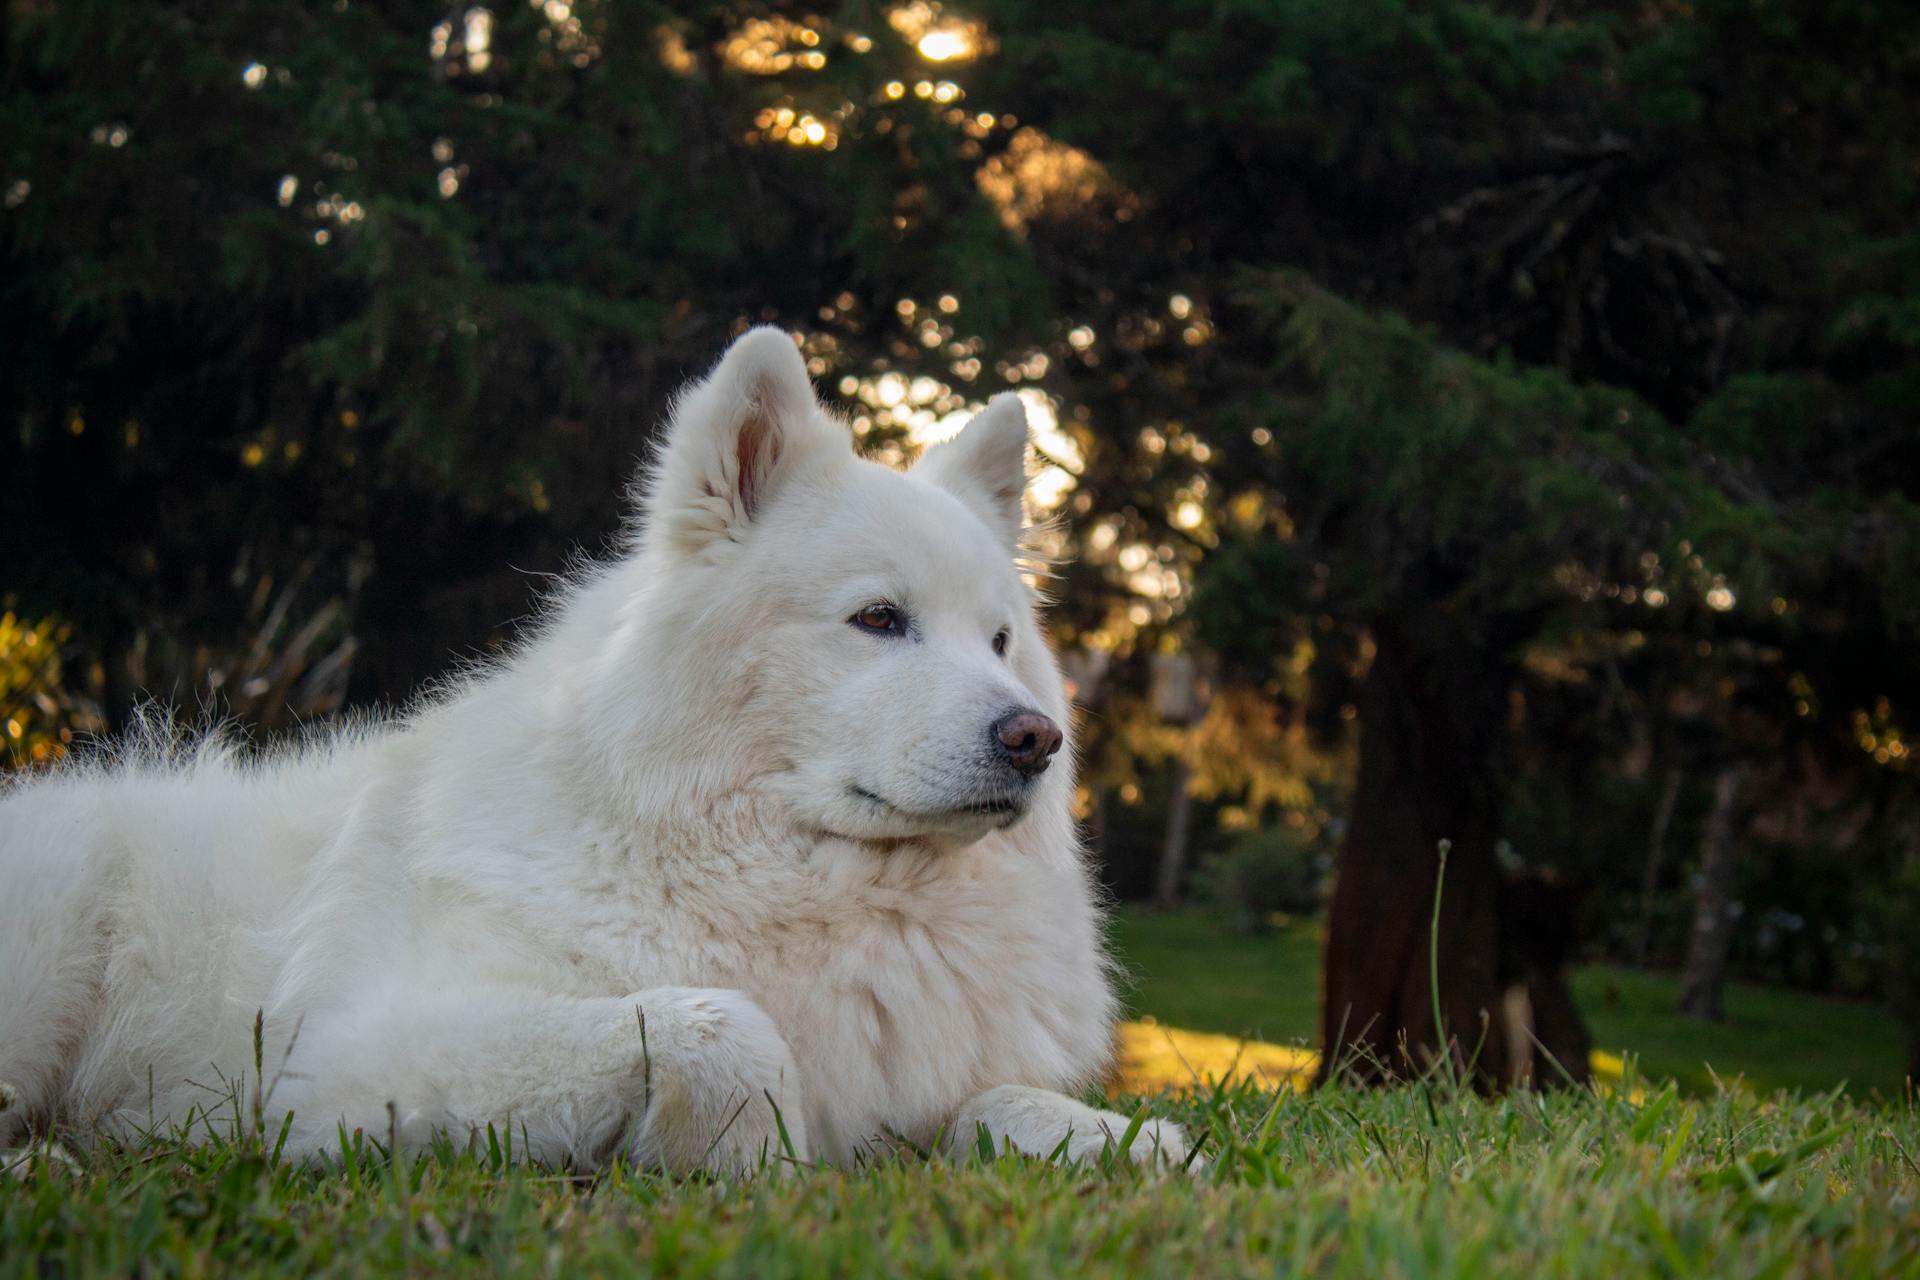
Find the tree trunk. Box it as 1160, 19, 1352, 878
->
1885, 798, 1920, 1087
1632, 764, 1686, 967
1153, 755, 1195, 908
1521, 967, 1593, 1086
1498, 871, 1592, 1088
1317, 608, 1515, 1088
1678, 764, 1751, 1021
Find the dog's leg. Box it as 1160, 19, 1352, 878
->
617, 987, 812, 1175
948, 1085, 1197, 1170
273, 985, 808, 1174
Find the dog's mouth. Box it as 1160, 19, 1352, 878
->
851, 785, 1024, 824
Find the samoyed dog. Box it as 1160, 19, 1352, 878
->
0, 329, 1193, 1173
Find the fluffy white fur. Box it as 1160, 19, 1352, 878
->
0, 328, 1192, 1174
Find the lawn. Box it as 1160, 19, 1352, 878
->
1110, 909, 1912, 1099
7, 910, 1919, 1277
6, 1082, 1918, 1277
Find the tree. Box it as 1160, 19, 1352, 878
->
1632, 764, 1687, 968
1677, 763, 1753, 1021
1, 0, 1045, 728
1198, 278, 1697, 1085
976, 0, 1920, 1084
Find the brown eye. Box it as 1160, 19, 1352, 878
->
851, 603, 906, 635
992, 629, 1009, 657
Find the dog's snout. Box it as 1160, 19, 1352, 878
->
992, 710, 1063, 776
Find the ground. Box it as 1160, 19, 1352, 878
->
1110, 909, 1910, 1099
5, 910, 1917, 1277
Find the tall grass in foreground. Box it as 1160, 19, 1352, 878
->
5, 1076, 1918, 1278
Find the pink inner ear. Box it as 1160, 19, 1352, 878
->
735, 402, 783, 519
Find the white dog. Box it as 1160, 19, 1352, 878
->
0, 329, 1192, 1174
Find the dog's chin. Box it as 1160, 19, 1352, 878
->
831, 785, 1028, 846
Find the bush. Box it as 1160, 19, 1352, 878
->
1196, 825, 1331, 934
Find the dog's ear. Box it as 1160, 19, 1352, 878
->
649, 327, 839, 551
915, 393, 1029, 550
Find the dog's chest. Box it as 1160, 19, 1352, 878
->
560, 832, 1113, 1156
745, 843, 1113, 1155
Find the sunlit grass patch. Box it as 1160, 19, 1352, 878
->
1114, 1020, 1653, 1103
1111, 1018, 1319, 1095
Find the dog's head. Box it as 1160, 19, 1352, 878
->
635, 327, 1071, 845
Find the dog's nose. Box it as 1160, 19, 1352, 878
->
992, 710, 1063, 776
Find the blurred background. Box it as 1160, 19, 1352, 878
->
3, 0, 1916, 1097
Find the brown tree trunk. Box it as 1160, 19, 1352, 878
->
1153, 755, 1195, 908
1884, 798, 1920, 1086
1522, 967, 1594, 1086
1632, 764, 1686, 967
1498, 872, 1593, 1087
1317, 608, 1514, 1088
1678, 764, 1751, 1021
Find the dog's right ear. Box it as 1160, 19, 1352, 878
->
647, 327, 839, 552
914, 393, 1029, 551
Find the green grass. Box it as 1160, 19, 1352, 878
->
6, 1081, 1918, 1276
1110, 909, 1911, 1098
1111, 908, 1326, 1048
7, 911, 1917, 1276
1571, 966, 1907, 1099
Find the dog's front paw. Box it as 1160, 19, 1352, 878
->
617, 988, 811, 1177
1108, 1115, 1205, 1173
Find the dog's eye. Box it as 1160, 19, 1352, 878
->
992, 629, 1009, 657
851, 603, 907, 636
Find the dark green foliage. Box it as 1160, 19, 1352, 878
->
1, 0, 1041, 708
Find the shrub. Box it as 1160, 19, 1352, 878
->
1197, 825, 1331, 933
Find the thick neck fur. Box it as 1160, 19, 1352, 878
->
472, 554, 761, 833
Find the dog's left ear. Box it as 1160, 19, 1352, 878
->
916, 393, 1029, 550
649, 327, 841, 552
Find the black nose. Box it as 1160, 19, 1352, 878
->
991, 710, 1063, 776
